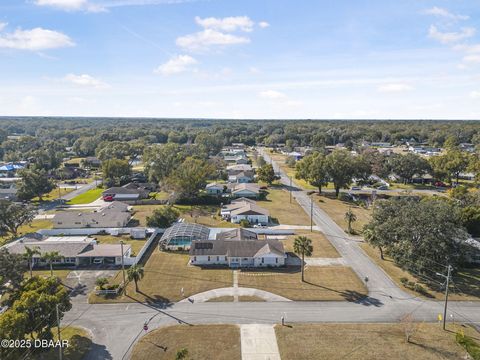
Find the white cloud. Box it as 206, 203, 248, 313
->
63, 74, 110, 88
176, 29, 249, 52
258, 90, 287, 99
258, 21, 270, 28
34, 0, 105, 12
195, 16, 254, 32
463, 54, 480, 64
0, 22, 7, 32
154, 55, 197, 75
470, 91, 480, 99
424, 7, 469, 21
428, 25, 475, 44
249, 66, 260, 74
0, 27, 75, 50
377, 83, 413, 93
455, 43, 480, 54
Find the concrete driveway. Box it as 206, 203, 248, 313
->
64, 270, 117, 303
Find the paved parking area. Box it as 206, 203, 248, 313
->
240, 324, 281, 360
65, 270, 118, 303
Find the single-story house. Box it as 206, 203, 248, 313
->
227, 164, 253, 174
206, 182, 226, 195
221, 198, 257, 218
102, 186, 148, 201
0, 187, 17, 201
81, 157, 102, 168
230, 202, 269, 225
216, 228, 258, 241
5, 235, 131, 267
189, 239, 286, 268
286, 151, 303, 161
159, 222, 210, 250
228, 171, 254, 183
231, 183, 261, 199
52, 204, 131, 229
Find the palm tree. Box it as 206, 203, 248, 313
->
23, 246, 40, 278
127, 264, 144, 292
42, 251, 61, 277
344, 207, 357, 234
293, 236, 313, 282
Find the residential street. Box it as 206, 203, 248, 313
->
58, 150, 480, 360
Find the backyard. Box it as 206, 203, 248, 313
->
238, 266, 367, 301
0, 219, 53, 245
92, 234, 147, 255
131, 325, 241, 360
275, 323, 478, 360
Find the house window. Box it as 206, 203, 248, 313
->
217, 256, 219, 261
208, 256, 210, 261
225, 256, 228, 261
275, 258, 278, 264
194, 256, 197, 262
261, 257, 264, 263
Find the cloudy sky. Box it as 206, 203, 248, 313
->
0, 0, 479, 119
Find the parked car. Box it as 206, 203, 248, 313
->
350, 186, 361, 191
103, 195, 114, 202
253, 224, 267, 228
434, 181, 448, 187
93, 258, 104, 264
377, 185, 389, 190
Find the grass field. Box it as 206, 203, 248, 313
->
132, 205, 161, 226
32, 187, 75, 202
67, 188, 104, 205
281, 230, 340, 258
36, 326, 92, 360
92, 234, 147, 255
312, 193, 371, 234
258, 185, 311, 225
275, 323, 476, 360
89, 251, 233, 303
238, 266, 367, 301
131, 325, 241, 360
27, 269, 72, 283
361, 243, 480, 301
175, 204, 237, 228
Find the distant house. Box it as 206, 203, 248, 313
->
0, 187, 17, 201
4, 235, 131, 267
0, 162, 25, 177
52, 203, 131, 229
82, 157, 102, 169
465, 238, 480, 264
189, 238, 286, 268
231, 183, 261, 199
230, 202, 269, 225
228, 171, 254, 183
221, 198, 257, 218
206, 183, 226, 195
102, 186, 147, 201
286, 151, 303, 161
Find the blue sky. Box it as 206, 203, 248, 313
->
0, 0, 479, 119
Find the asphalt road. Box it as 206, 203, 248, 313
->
57, 151, 480, 360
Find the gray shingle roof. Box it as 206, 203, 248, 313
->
190, 239, 284, 258
216, 228, 258, 241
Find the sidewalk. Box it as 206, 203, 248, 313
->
241, 324, 281, 360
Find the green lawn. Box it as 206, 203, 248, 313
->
0, 219, 53, 246
258, 185, 311, 225
67, 188, 104, 205
93, 234, 147, 255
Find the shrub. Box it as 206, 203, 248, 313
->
400, 277, 408, 285
146, 206, 179, 228
456, 332, 480, 360
239, 219, 250, 228
95, 277, 109, 290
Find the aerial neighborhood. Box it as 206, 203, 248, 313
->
1, 119, 480, 360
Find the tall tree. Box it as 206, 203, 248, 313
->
102, 158, 131, 186
293, 236, 313, 282
146, 206, 180, 228
143, 143, 185, 183
167, 157, 212, 199
0, 248, 25, 294
295, 152, 329, 193
430, 150, 469, 185
391, 153, 430, 184
23, 246, 40, 279
127, 264, 144, 292
41, 251, 61, 277
325, 149, 356, 197
0, 200, 35, 239
257, 164, 277, 185
17, 168, 55, 201
344, 207, 357, 234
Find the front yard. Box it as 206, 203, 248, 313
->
67, 188, 104, 205
131, 325, 241, 360
92, 234, 147, 255
275, 323, 477, 360
238, 266, 367, 301
361, 243, 480, 301
281, 230, 340, 258
36, 326, 92, 360
89, 250, 233, 303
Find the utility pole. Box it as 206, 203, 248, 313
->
436, 265, 452, 330
120, 240, 126, 287
56, 304, 63, 360
310, 197, 313, 232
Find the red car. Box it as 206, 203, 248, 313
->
103, 195, 114, 202
434, 181, 448, 188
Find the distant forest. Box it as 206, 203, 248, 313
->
0, 117, 479, 161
